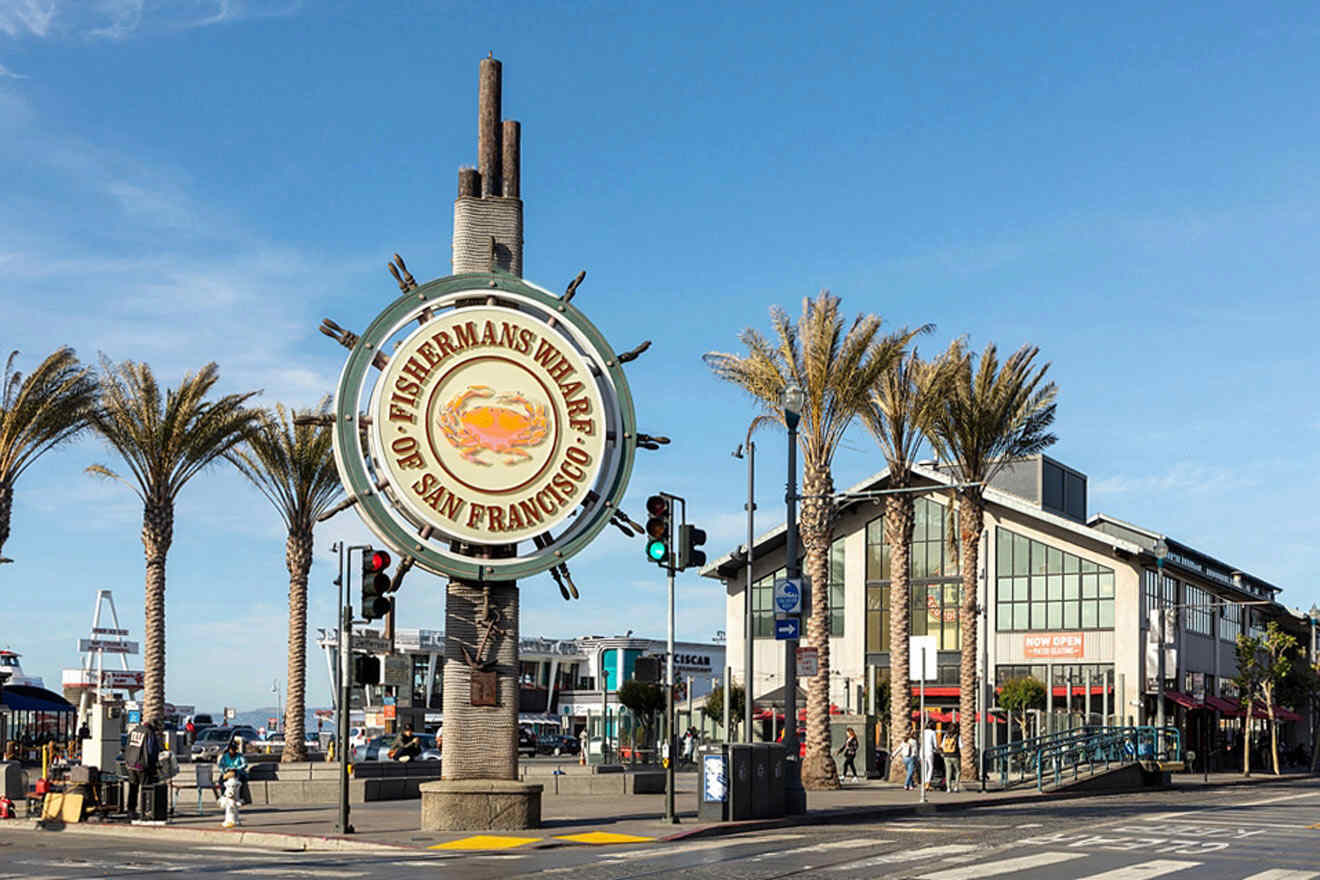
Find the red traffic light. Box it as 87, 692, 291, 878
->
368, 550, 391, 572
646, 495, 669, 517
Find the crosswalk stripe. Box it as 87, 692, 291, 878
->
1073, 860, 1201, 880
833, 844, 980, 869
918, 850, 1088, 879
1241, 871, 1320, 880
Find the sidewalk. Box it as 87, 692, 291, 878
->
1, 770, 1310, 853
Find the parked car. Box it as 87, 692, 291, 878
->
189, 725, 260, 762
536, 734, 579, 756
518, 727, 537, 758
256, 732, 320, 754
351, 732, 438, 762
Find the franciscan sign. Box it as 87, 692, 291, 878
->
376, 306, 607, 544
333, 272, 637, 581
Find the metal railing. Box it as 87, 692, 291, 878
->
1035, 725, 1180, 791
981, 725, 1182, 790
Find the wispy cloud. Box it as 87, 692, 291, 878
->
0, 0, 299, 41
1090, 461, 1257, 496
0, 61, 27, 78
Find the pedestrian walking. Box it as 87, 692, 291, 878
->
897, 730, 918, 790
837, 727, 860, 782
122, 718, 161, 819
578, 727, 588, 766
921, 720, 938, 791
942, 723, 961, 792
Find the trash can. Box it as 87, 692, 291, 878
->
765, 743, 785, 818
696, 745, 728, 822
751, 744, 771, 818
727, 744, 755, 820
142, 782, 169, 821
0, 762, 23, 800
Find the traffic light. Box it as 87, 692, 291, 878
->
677, 523, 708, 570
361, 548, 392, 621
644, 495, 672, 568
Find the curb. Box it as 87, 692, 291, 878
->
0, 819, 412, 853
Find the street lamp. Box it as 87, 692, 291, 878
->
1153, 539, 1169, 738
782, 383, 806, 815
732, 420, 758, 745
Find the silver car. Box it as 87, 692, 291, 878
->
190, 726, 259, 762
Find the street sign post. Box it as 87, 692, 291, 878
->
910, 635, 937, 804
774, 617, 801, 640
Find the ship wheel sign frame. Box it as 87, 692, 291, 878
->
332, 271, 638, 582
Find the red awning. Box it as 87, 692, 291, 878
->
909, 686, 960, 698
1164, 691, 1204, 710
1204, 695, 1241, 715
1274, 706, 1303, 722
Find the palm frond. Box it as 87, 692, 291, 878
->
227, 397, 344, 533
0, 347, 99, 482
88, 356, 261, 504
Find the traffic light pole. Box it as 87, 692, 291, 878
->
783, 412, 806, 815
665, 561, 678, 824
338, 544, 370, 835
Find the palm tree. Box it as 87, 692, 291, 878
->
859, 349, 945, 781
0, 348, 99, 561
228, 400, 343, 762
925, 341, 1057, 781
706, 291, 918, 789
88, 359, 259, 723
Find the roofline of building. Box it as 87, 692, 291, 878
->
701, 462, 1148, 580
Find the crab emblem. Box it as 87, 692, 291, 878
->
437, 385, 550, 465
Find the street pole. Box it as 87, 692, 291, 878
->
978, 528, 989, 791
744, 437, 756, 743
1154, 540, 1169, 755
782, 384, 806, 815
333, 541, 351, 835
664, 561, 677, 824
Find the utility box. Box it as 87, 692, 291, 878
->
751, 744, 771, 818
696, 745, 728, 822
84, 700, 125, 771
764, 743, 786, 817
0, 761, 24, 800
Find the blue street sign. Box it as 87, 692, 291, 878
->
773, 577, 802, 614
774, 617, 800, 640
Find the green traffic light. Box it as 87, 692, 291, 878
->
647, 540, 668, 561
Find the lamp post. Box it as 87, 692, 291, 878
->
733, 426, 757, 744
782, 383, 806, 815
1153, 539, 1169, 739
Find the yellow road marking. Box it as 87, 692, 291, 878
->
430, 834, 542, 850
556, 831, 656, 845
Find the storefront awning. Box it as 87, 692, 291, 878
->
1203, 695, 1240, 715
1273, 706, 1303, 723
1163, 690, 1204, 710
0, 684, 75, 713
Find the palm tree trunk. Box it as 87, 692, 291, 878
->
141, 501, 173, 724
885, 492, 914, 783
0, 480, 12, 558
957, 491, 983, 782
800, 465, 840, 790
282, 529, 312, 763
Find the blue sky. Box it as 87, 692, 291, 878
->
2, 1, 1317, 711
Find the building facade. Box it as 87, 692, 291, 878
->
315, 627, 724, 740
703, 455, 1315, 764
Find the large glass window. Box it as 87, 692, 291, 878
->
1184, 585, 1213, 636
827, 537, 845, 637
1220, 602, 1240, 642
751, 542, 844, 639
865, 497, 961, 652
995, 528, 1114, 632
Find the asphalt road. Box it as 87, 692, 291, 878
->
2, 777, 1317, 879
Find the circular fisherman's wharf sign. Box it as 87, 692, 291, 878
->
332, 272, 637, 582
374, 306, 607, 545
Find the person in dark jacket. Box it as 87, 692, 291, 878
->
122, 719, 161, 818
389, 725, 421, 762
